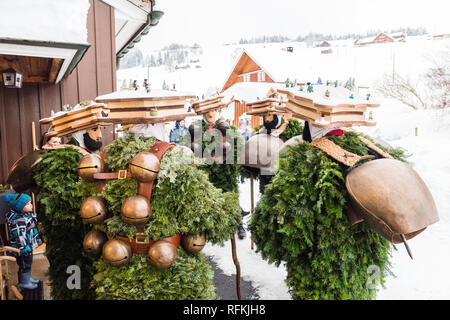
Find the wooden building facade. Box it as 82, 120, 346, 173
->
221, 51, 275, 129
0, 0, 159, 184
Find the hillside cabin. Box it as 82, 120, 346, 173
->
355, 32, 406, 46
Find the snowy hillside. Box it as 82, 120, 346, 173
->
118, 36, 449, 98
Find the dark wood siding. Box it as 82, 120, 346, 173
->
0, 0, 117, 184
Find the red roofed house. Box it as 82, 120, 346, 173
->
220, 50, 280, 128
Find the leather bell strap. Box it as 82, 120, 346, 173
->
115, 233, 181, 255
149, 141, 175, 161
137, 141, 175, 199
94, 170, 130, 180
93, 142, 175, 182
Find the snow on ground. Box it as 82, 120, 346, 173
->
203, 178, 292, 300
358, 100, 450, 300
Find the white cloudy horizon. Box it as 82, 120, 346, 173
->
136, 0, 450, 51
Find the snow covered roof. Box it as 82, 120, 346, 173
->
235, 46, 352, 85
107, 0, 164, 58
0, 0, 89, 44
221, 82, 286, 104
355, 32, 406, 45
96, 89, 196, 102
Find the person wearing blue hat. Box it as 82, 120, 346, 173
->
4, 193, 43, 290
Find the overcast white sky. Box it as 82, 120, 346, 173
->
139, 0, 450, 51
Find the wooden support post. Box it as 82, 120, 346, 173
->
31, 121, 38, 151
230, 235, 242, 300
250, 172, 254, 251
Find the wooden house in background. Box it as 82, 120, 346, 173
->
220, 48, 311, 128
220, 50, 276, 128
355, 32, 406, 46
0, 0, 163, 184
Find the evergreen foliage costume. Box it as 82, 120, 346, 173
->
250, 130, 409, 299
187, 118, 244, 194
34, 134, 241, 299
34, 147, 96, 299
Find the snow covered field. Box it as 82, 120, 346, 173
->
121, 37, 450, 299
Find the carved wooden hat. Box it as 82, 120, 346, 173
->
191, 95, 225, 115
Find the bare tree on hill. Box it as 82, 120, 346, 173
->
376, 72, 425, 110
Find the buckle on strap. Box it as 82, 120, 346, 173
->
135, 232, 146, 244
118, 170, 127, 179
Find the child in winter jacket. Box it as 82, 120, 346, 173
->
4, 193, 43, 290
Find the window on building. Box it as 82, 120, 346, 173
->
257, 71, 265, 82
243, 74, 250, 82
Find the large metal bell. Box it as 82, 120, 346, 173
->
77, 154, 105, 182
121, 195, 151, 225
241, 134, 284, 172
83, 230, 108, 257
181, 234, 206, 254
7, 150, 45, 192
346, 159, 439, 244
80, 196, 107, 224
147, 240, 178, 269
129, 152, 160, 182
188, 122, 202, 139
102, 239, 132, 267
279, 135, 304, 154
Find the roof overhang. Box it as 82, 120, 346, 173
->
101, 0, 164, 59
0, 38, 90, 84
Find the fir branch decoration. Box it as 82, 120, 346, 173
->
83, 134, 242, 299
251, 136, 395, 300
185, 119, 244, 193
92, 250, 217, 300
33, 147, 96, 300
279, 118, 304, 142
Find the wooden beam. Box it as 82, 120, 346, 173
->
48, 58, 63, 83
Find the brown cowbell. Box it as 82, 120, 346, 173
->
346, 159, 439, 244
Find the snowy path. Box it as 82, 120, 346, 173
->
203, 178, 291, 300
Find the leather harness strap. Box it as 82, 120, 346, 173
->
115, 234, 181, 255
94, 170, 130, 180
94, 141, 178, 254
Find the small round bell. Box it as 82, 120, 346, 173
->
83, 230, 108, 257
77, 154, 105, 182
102, 239, 132, 267
147, 240, 178, 269
181, 234, 206, 254
80, 196, 107, 224
121, 195, 151, 225
129, 152, 160, 182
